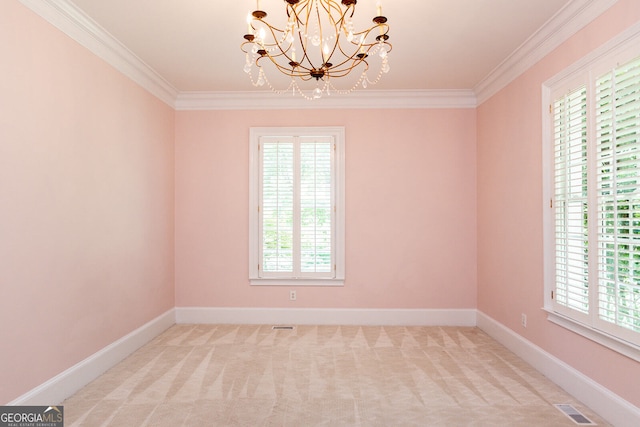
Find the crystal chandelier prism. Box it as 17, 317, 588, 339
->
241, 0, 391, 99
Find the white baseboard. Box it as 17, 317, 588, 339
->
175, 307, 477, 327
8, 309, 176, 406
477, 311, 640, 427
13, 306, 637, 426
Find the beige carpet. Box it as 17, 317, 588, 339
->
62, 325, 608, 426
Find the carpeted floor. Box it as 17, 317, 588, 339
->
62, 324, 608, 426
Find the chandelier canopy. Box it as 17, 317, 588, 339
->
241, 0, 391, 99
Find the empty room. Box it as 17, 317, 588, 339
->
1, 0, 639, 425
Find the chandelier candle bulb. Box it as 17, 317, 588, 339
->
377, 1, 382, 16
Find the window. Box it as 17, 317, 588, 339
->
249, 127, 345, 285
544, 28, 640, 360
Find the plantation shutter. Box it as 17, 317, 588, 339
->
259, 135, 335, 278
261, 138, 294, 273
553, 85, 590, 316
595, 56, 640, 335
545, 36, 640, 353
300, 137, 334, 274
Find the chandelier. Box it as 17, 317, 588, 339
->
241, 0, 391, 99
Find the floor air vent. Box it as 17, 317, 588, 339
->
554, 404, 596, 425
272, 325, 295, 330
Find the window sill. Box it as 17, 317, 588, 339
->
250, 278, 345, 287
543, 308, 640, 363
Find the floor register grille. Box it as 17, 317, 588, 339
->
555, 404, 597, 425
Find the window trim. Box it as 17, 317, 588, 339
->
249, 127, 345, 286
542, 22, 640, 362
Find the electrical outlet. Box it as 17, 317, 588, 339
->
521, 313, 527, 328
289, 290, 297, 301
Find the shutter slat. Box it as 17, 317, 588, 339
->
261, 140, 294, 273
595, 56, 640, 334
553, 86, 590, 315
300, 139, 333, 273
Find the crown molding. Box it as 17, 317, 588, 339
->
18, 0, 179, 107
474, 0, 619, 105
174, 89, 478, 110
19, 0, 618, 110
17, 0, 475, 110
18, 0, 475, 110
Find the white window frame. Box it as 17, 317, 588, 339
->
249, 127, 345, 286
542, 23, 640, 362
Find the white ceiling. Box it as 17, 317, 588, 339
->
65, 0, 573, 94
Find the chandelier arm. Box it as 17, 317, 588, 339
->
327, 56, 365, 74
288, 1, 306, 34
355, 28, 390, 54
255, 17, 301, 71
325, 58, 370, 78
336, 2, 352, 38
240, 41, 252, 54
257, 42, 324, 77
259, 22, 287, 47
316, 1, 324, 54
257, 56, 311, 78
296, 25, 314, 70
337, 46, 355, 60
333, 29, 379, 66
350, 20, 390, 43
283, 2, 302, 63
295, 2, 317, 69
301, 1, 313, 31
285, 2, 294, 21
321, 52, 372, 78
298, 0, 332, 73
323, 2, 349, 67
327, 40, 366, 70
322, 0, 344, 31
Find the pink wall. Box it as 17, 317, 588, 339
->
175, 109, 478, 309
477, 0, 640, 407
4, 0, 637, 412
0, 1, 175, 404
